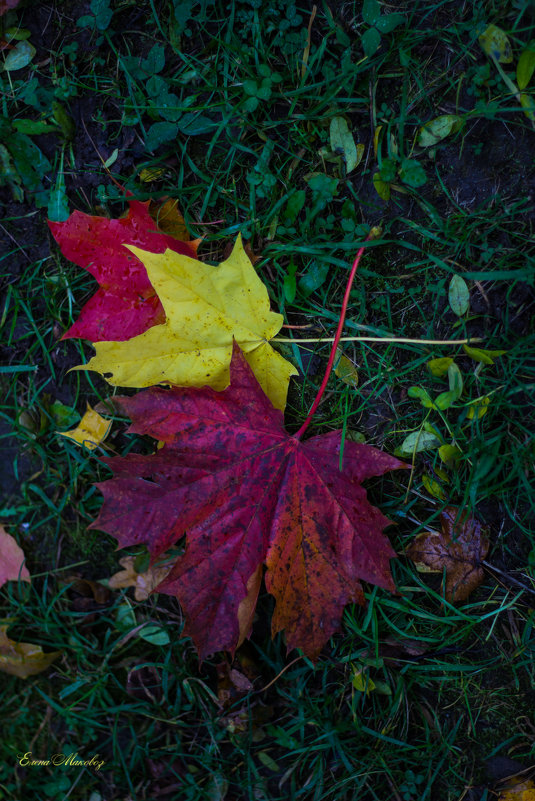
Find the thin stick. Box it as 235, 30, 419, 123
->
274, 336, 483, 346
294, 230, 379, 440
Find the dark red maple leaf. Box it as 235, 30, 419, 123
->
0, 0, 21, 15
91, 344, 407, 660
48, 200, 197, 342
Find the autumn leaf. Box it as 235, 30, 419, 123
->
59, 403, 111, 450
108, 555, 173, 601
0, 525, 30, 588
0, 0, 21, 15
406, 506, 489, 602
48, 200, 197, 342
0, 625, 60, 678
498, 778, 535, 801
78, 236, 298, 411
149, 197, 192, 242
90, 344, 406, 661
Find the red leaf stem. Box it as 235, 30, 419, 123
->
295, 230, 379, 440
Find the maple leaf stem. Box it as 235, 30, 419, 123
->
295, 232, 377, 440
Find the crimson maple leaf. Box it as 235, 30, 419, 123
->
48, 200, 197, 342
91, 344, 407, 660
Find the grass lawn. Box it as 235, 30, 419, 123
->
1, 1, 535, 799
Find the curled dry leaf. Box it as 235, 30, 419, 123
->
59, 403, 111, 450
0, 625, 60, 678
406, 506, 489, 602
48, 199, 197, 342
108, 555, 172, 601
78, 236, 298, 411
0, 525, 30, 588
90, 344, 406, 661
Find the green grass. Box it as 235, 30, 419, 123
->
1, 1, 535, 799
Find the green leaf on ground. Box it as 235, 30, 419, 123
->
517, 45, 535, 89
2, 40, 36, 71
448, 275, 469, 316
418, 115, 464, 147
330, 117, 359, 172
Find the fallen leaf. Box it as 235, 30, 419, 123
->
360, 637, 428, 668
352, 666, 376, 694
448, 274, 469, 316
466, 396, 490, 419
427, 357, 454, 377
48, 200, 197, 342
330, 116, 359, 172
479, 24, 513, 64
149, 197, 193, 242
422, 473, 447, 501
396, 430, 441, 457
418, 115, 464, 148
0, 625, 60, 678
406, 506, 489, 602
373, 172, 391, 201
66, 575, 111, 605
0, 0, 21, 15
59, 403, 112, 450
462, 345, 507, 365
334, 348, 358, 387
438, 443, 462, 466
78, 236, 298, 411
108, 555, 173, 601
498, 778, 535, 801
2, 40, 35, 71
90, 344, 407, 661
517, 46, 535, 90
0, 525, 30, 588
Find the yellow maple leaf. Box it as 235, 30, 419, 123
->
75, 235, 297, 411
59, 403, 112, 450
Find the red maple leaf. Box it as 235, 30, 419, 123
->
91, 344, 407, 660
48, 200, 197, 342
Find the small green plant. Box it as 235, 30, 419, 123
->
77, 0, 114, 33
242, 63, 282, 112
361, 0, 405, 57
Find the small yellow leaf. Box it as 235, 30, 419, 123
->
334, 349, 358, 387
0, 625, 60, 678
139, 166, 167, 182
478, 24, 513, 63
59, 403, 112, 450
373, 173, 390, 201
462, 345, 506, 365
427, 357, 454, 377
466, 396, 490, 419
422, 474, 447, 501
352, 667, 376, 694
519, 92, 535, 121
77, 235, 298, 411
439, 444, 462, 466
